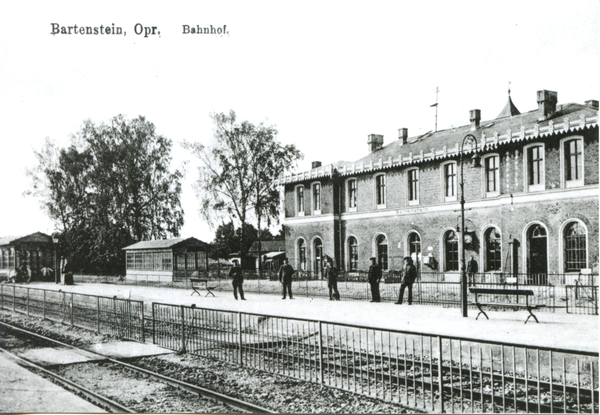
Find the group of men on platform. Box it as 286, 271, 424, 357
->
228, 255, 420, 304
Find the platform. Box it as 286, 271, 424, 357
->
0, 350, 106, 413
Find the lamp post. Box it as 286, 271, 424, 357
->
459, 134, 481, 317
52, 237, 60, 284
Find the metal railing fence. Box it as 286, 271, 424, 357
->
0, 285, 145, 342
72, 270, 598, 315
151, 302, 599, 413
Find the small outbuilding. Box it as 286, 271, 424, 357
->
0, 232, 56, 281
248, 240, 286, 271
123, 237, 210, 282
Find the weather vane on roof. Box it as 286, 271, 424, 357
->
430, 86, 439, 132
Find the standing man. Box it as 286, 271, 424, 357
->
325, 258, 339, 301
278, 258, 295, 300
467, 255, 478, 287
396, 256, 417, 305
229, 260, 245, 300
368, 257, 382, 302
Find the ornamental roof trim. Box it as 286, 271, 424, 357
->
276, 103, 598, 185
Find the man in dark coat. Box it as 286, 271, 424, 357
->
396, 256, 417, 305
229, 260, 245, 300
278, 258, 295, 299
324, 258, 339, 301
467, 256, 478, 286
367, 257, 382, 302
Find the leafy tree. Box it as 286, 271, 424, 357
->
27, 115, 184, 274
183, 110, 302, 271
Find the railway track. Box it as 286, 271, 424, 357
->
0, 321, 275, 414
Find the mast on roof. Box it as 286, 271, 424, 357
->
430, 86, 439, 132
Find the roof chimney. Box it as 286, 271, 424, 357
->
311, 161, 322, 169
398, 128, 408, 145
469, 109, 481, 131
586, 100, 599, 110
537, 90, 558, 121
368, 134, 384, 153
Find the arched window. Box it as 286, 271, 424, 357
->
527, 224, 548, 284
348, 237, 358, 271
445, 230, 459, 271
298, 239, 306, 271
564, 222, 587, 272
313, 238, 323, 278
376, 235, 388, 270
485, 228, 502, 271
408, 232, 421, 262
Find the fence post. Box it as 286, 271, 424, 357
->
70, 293, 74, 326
13, 285, 16, 312
141, 302, 145, 343
318, 321, 324, 384
238, 312, 243, 366
180, 305, 186, 353
43, 290, 46, 320
26, 288, 30, 316
1, 284, 3, 310
152, 303, 156, 345
437, 336, 445, 413
97, 296, 100, 333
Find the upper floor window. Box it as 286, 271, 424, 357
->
443, 162, 457, 201
407, 169, 419, 205
375, 174, 386, 208
564, 222, 587, 272
296, 186, 304, 216
562, 138, 584, 188
525, 144, 545, 192
312, 183, 321, 214
484, 155, 500, 196
347, 179, 357, 211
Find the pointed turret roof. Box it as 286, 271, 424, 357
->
496, 94, 521, 119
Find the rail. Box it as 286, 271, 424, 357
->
151, 302, 599, 413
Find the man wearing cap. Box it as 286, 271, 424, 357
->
396, 256, 417, 305
229, 260, 246, 300
324, 258, 339, 300
278, 258, 295, 299
368, 257, 382, 302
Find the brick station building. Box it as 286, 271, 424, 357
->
279, 90, 599, 285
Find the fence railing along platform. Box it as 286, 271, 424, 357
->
0, 284, 145, 342
151, 302, 599, 413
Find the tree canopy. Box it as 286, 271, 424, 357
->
183, 110, 302, 258
27, 115, 184, 274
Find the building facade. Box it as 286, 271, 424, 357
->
280, 90, 599, 284
0, 232, 56, 280
123, 237, 209, 282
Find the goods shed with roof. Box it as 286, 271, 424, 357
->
123, 237, 210, 282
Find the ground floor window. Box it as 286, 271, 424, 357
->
485, 228, 502, 271
348, 237, 358, 271
564, 222, 587, 272
377, 235, 388, 270
445, 231, 459, 271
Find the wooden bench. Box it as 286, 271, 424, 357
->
190, 278, 215, 297
469, 288, 545, 324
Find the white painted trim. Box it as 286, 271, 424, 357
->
311, 181, 322, 215
523, 143, 546, 193
559, 136, 585, 189
482, 153, 500, 197
441, 161, 458, 202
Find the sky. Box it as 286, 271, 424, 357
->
0, 0, 598, 244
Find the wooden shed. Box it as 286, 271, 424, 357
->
123, 237, 210, 282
